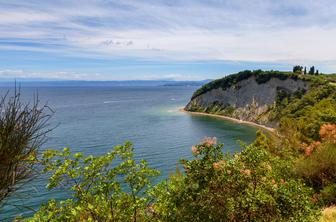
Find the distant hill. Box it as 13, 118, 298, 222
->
0, 80, 211, 87
162, 79, 212, 87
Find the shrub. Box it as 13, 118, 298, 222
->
28, 142, 159, 222
278, 86, 336, 143
320, 185, 336, 206
295, 141, 336, 189
0, 89, 52, 205
152, 133, 319, 222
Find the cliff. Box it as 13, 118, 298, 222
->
185, 70, 315, 127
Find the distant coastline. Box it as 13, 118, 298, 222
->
180, 108, 275, 133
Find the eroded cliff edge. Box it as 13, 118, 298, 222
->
185, 70, 312, 127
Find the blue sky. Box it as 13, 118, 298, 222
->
0, 0, 336, 81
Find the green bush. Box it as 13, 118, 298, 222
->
295, 141, 336, 192
278, 85, 336, 143
321, 184, 336, 206
151, 133, 319, 222
28, 142, 159, 222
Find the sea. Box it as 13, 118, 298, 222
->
0, 85, 257, 221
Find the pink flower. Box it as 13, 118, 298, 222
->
305, 141, 321, 156
305, 147, 313, 156
191, 146, 199, 154
241, 169, 251, 175
213, 160, 226, 170
320, 124, 336, 142
213, 162, 220, 169
202, 137, 217, 146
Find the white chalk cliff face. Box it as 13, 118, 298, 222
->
185, 75, 311, 126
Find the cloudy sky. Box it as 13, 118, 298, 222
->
0, 0, 336, 81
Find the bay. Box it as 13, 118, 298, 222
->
0, 86, 257, 220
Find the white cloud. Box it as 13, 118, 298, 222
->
0, 69, 205, 81
0, 69, 104, 81
0, 0, 336, 64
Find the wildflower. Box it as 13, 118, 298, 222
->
280, 179, 285, 184
241, 169, 251, 175
191, 146, 199, 154
271, 179, 276, 184
202, 137, 217, 146
319, 124, 336, 142
305, 141, 321, 156
213, 162, 220, 169
213, 160, 226, 170
227, 170, 232, 175
305, 147, 313, 156
147, 204, 155, 214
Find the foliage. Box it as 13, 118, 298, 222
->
309, 66, 315, 75
293, 65, 303, 73
151, 133, 319, 222
295, 141, 336, 189
28, 142, 159, 222
0, 89, 52, 205
277, 85, 336, 143
294, 124, 336, 205
319, 206, 336, 222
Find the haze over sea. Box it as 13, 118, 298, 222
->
1, 84, 257, 220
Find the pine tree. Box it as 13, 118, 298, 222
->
309, 66, 315, 75
293, 65, 303, 73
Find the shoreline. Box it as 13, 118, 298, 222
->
180, 108, 276, 133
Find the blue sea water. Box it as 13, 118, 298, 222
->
0, 86, 257, 221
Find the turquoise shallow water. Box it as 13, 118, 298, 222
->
0, 86, 257, 220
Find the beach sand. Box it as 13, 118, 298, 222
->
180, 109, 275, 133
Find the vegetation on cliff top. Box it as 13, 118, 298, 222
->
191, 69, 331, 99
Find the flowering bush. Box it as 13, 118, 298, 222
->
152, 132, 318, 222
295, 124, 336, 205
26, 133, 321, 221
319, 124, 336, 143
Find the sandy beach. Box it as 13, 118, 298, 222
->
180, 109, 276, 133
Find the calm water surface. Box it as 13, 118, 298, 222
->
1, 86, 257, 220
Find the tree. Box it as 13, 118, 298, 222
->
293, 65, 303, 73
309, 66, 315, 75
304, 66, 307, 74
0, 88, 52, 205
316, 70, 319, 75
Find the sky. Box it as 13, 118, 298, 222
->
0, 0, 336, 81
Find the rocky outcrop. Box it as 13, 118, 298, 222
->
185, 72, 311, 127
